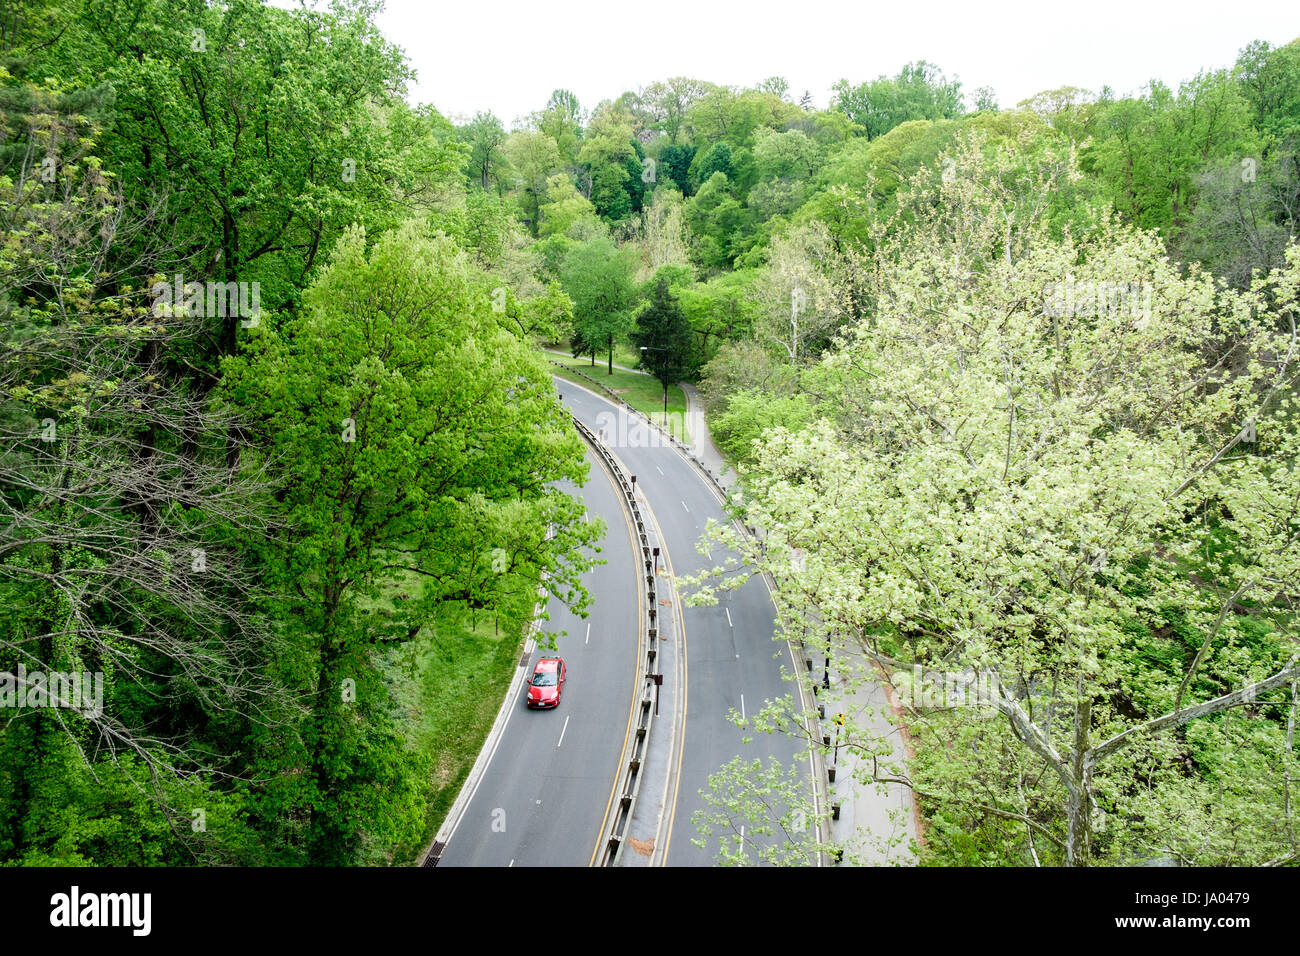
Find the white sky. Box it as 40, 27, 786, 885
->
282, 0, 1299, 126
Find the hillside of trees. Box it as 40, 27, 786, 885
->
3, 0, 1299, 866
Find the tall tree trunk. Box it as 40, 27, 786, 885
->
1066, 695, 1092, 866
307, 600, 352, 866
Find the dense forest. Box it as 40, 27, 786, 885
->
2, 0, 1299, 866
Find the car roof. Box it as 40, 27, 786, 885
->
534, 658, 562, 671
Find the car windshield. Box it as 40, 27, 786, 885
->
531, 671, 557, 687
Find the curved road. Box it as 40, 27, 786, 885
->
440, 379, 813, 866
560, 381, 812, 866
438, 438, 642, 866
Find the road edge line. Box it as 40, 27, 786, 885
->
418, 589, 542, 867
559, 366, 832, 867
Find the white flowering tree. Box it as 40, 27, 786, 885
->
688, 134, 1300, 866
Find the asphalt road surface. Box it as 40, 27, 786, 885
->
559, 381, 811, 867
438, 437, 642, 867
440, 380, 812, 866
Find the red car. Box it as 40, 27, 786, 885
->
526, 657, 566, 708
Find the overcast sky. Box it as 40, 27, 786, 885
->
285, 0, 1298, 126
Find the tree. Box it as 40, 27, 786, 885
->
224, 222, 599, 863
753, 128, 824, 181
68, 0, 432, 358
831, 61, 965, 139
687, 134, 1300, 866
642, 77, 712, 145
758, 76, 790, 100
685, 171, 744, 270
559, 237, 639, 372
972, 86, 999, 113
538, 173, 598, 237
464, 111, 508, 189
1086, 72, 1257, 235
1234, 39, 1300, 147
1018, 87, 1098, 139
679, 270, 761, 362
657, 143, 696, 195
631, 277, 692, 399
699, 338, 796, 414
578, 118, 638, 222
514, 282, 575, 343
637, 187, 691, 276
0, 73, 281, 865
537, 89, 584, 165
691, 755, 826, 865
686, 86, 801, 150
751, 221, 853, 362
693, 142, 734, 186
1178, 146, 1300, 289
504, 131, 562, 236
711, 389, 814, 466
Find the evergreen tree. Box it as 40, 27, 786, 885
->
632, 277, 692, 394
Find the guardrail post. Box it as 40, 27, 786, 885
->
568, 407, 665, 867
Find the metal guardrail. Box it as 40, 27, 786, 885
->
551, 361, 738, 507
571, 414, 662, 867
556, 362, 833, 865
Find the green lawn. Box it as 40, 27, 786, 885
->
546, 352, 691, 444
543, 341, 643, 370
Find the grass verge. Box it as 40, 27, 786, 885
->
546, 352, 691, 444
367, 563, 536, 864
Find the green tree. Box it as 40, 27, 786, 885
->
505, 130, 562, 237
685, 171, 744, 270
752, 128, 824, 181
578, 118, 638, 221
631, 277, 692, 397
65, 0, 434, 356
657, 143, 697, 195
560, 237, 639, 372
637, 187, 692, 276
831, 61, 965, 139
642, 77, 712, 144
711, 389, 815, 466
686, 86, 801, 149
225, 222, 598, 863
1018, 87, 1099, 140
1178, 146, 1300, 288
0, 72, 280, 865
537, 89, 585, 165
1086, 72, 1256, 234
972, 86, 999, 113
687, 135, 1300, 867
1234, 39, 1300, 146
678, 269, 761, 362
463, 111, 508, 190
691, 755, 826, 865
539, 173, 599, 237
693, 141, 734, 185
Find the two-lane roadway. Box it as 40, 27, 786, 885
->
561, 381, 813, 866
